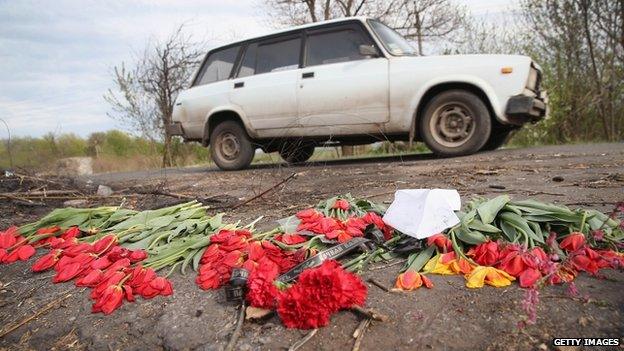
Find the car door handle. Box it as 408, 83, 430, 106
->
234, 82, 244, 88
302, 72, 314, 79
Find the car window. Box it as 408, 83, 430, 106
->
368, 20, 416, 56
306, 27, 372, 66
256, 37, 301, 74
238, 43, 258, 78
196, 46, 240, 85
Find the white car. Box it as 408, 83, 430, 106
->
168, 17, 547, 170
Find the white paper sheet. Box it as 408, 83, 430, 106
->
382, 189, 461, 239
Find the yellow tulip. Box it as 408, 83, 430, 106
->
424, 252, 474, 275
423, 253, 456, 275
465, 266, 515, 288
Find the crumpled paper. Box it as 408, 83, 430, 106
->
382, 189, 461, 239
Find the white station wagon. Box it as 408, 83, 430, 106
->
168, 17, 547, 170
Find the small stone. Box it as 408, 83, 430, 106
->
552, 176, 564, 182
97, 185, 113, 196
258, 336, 271, 344
63, 199, 88, 207
538, 343, 547, 350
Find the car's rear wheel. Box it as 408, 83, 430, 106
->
279, 142, 315, 164
210, 120, 255, 170
419, 90, 491, 156
482, 125, 515, 151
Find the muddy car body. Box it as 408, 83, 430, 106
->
168, 17, 547, 170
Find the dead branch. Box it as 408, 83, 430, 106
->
231, 172, 297, 209
0, 193, 45, 206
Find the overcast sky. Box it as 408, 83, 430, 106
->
0, 0, 518, 138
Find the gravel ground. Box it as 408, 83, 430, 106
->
0, 143, 623, 351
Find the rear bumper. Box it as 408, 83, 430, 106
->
505, 91, 548, 125
166, 122, 184, 136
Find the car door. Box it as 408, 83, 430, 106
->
177, 45, 241, 139
297, 24, 389, 128
229, 34, 301, 132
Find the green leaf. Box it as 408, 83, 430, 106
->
181, 249, 199, 275
208, 213, 224, 229
500, 212, 543, 244
468, 219, 502, 233
476, 195, 510, 224
192, 247, 207, 271
403, 246, 435, 272
455, 227, 487, 245
499, 220, 519, 242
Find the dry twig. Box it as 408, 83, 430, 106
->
288, 328, 318, 351
0, 292, 72, 338
352, 318, 371, 351
224, 303, 246, 351
367, 278, 391, 292
350, 306, 389, 322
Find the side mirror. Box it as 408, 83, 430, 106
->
359, 44, 379, 57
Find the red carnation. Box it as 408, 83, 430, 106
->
276, 260, 367, 329
278, 286, 332, 329
246, 258, 280, 309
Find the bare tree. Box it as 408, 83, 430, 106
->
520, 0, 623, 142
104, 25, 203, 167
379, 0, 468, 55
263, 0, 375, 26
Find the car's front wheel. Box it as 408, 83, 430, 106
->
210, 120, 255, 170
279, 142, 315, 164
419, 90, 491, 156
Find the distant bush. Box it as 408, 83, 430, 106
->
0, 130, 210, 173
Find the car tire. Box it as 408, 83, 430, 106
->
210, 120, 255, 170
481, 125, 515, 151
419, 90, 491, 156
279, 142, 315, 164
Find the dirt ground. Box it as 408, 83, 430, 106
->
1, 143, 623, 351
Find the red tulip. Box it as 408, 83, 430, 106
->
60, 227, 81, 240
76, 269, 104, 287
560, 232, 585, 252
92, 285, 124, 314
32, 249, 62, 272
63, 243, 94, 257
518, 268, 541, 288
53, 262, 83, 283
91, 256, 112, 270
129, 250, 147, 262
275, 233, 307, 245
467, 241, 500, 266
4, 245, 36, 263
93, 235, 118, 254
427, 233, 453, 252
333, 199, 350, 210
0, 227, 18, 249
